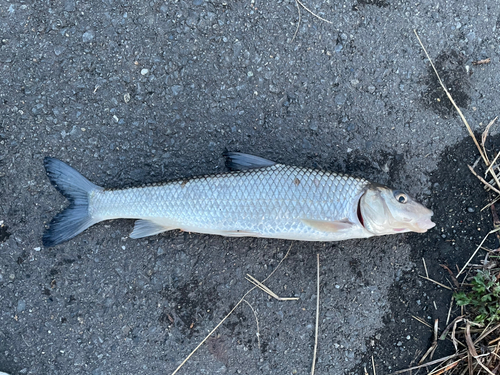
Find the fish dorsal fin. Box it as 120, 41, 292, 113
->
129, 219, 176, 239
301, 219, 355, 232
224, 152, 276, 171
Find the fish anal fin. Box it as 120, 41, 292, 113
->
301, 219, 355, 233
130, 219, 176, 239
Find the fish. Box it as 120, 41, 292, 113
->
42, 152, 435, 247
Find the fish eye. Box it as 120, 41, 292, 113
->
393, 190, 408, 204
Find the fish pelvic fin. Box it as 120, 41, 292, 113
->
224, 151, 276, 171
301, 219, 355, 232
129, 219, 177, 239
43, 157, 102, 247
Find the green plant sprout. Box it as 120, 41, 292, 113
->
454, 270, 500, 325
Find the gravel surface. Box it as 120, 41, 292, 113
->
1, 0, 500, 374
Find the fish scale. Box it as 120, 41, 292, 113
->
89, 164, 370, 241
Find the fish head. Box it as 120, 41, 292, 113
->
359, 185, 435, 235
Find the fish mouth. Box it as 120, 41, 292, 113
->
413, 216, 436, 232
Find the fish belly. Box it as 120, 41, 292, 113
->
89, 164, 372, 241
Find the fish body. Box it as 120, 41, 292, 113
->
42, 153, 435, 247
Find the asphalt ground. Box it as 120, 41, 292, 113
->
1, 0, 500, 374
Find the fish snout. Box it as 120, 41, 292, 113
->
414, 216, 436, 233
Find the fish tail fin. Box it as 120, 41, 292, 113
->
43, 157, 102, 247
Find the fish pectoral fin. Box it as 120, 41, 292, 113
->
129, 219, 176, 239
301, 219, 355, 232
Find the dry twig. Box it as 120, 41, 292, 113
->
311, 253, 320, 375
245, 274, 299, 301
472, 57, 491, 65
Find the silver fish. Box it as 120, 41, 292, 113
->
42, 152, 435, 247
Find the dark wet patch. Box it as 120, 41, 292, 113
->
422, 49, 471, 118
359, 134, 500, 373
206, 335, 229, 365
160, 278, 219, 338
0, 223, 10, 243
356, 0, 390, 8
324, 150, 406, 186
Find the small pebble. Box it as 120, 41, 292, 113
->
82, 30, 94, 42
17, 299, 26, 312
54, 46, 65, 56
467, 207, 475, 213
141, 69, 149, 75
171, 85, 182, 96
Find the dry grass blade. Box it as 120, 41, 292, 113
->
440, 264, 460, 288
170, 244, 294, 375
477, 359, 496, 375
468, 165, 500, 195
475, 323, 500, 345
391, 353, 461, 373
413, 29, 488, 165
291, 0, 301, 42
245, 274, 299, 301
482, 116, 498, 150
428, 359, 462, 375
446, 295, 454, 326
419, 319, 439, 364
489, 336, 500, 345
423, 258, 429, 278
481, 117, 498, 166
295, 0, 333, 24
465, 321, 479, 357
412, 315, 433, 329
481, 194, 500, 212
439, 316, 463, 341
451, 317, 464, 352
457, 228, 500, 277
485, 150, 500, 183
419, 275, 453, 290
242, 299, 261, 350
311, 253, 320, 375
372, 356, 376, 375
